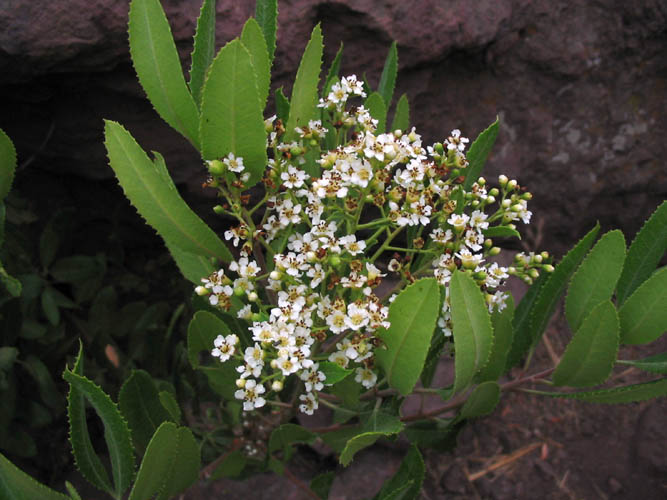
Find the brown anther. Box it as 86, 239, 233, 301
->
327, 275, 340, 290
316, 248, 327, 259
350, 260, 363, 273
455, 175, 466, 184
240, 194, 251, 205
413, 237, 425, 249
403, 271, 416, 283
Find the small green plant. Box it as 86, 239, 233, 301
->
1, 0, 666, 498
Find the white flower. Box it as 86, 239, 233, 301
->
339, 235, 366, 255
276, 355, 300, 376
300, 364, 326, 392
237, 304, 253, 320
243, 343, 265, 368
445, 129, 469, 152
464, 229, 484, 252
355, 367, 378, 389
281, 165, 309, 189
211, 334, 238, 362
234, 379, 266, 411
328, 350, 349, 368
447, 213, 469, 231
345, 302, 369, 331
298, 392, 319, 415
223, 152, 245, 172
470, 210, 489, 230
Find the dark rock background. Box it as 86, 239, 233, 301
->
2, 0, 666, 254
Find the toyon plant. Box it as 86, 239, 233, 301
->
1, 0, 666, 498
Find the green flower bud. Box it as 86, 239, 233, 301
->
489, 187, 500, 197
434, 142, 444, 154
498, 174, 508, 186
543, 264, 555, 273
213, 205, 225, 215
208, 160, 225, 176
234, 286, 245, 297
489, 246, 501, 256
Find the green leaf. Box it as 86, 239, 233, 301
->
50, 255, 103, 284
618, 266, 667, 344
65, 482, 82, 500
323, 43, 344, 97
64, 344, 134, 498
526, 223, 601, 357
275, 87, 290, 122
158, 391, 182, 423
285, 24, 323, 141
199, 365, 238, 400
378, 42, 398, 109
318, 361, 352, 385
119, 370, 171, 454
376, 278, 440, 396
375, 445, 424, 500
0, 263, 21, 298
241, 17, 271, 109
565, 230, 626, 332
129, 422, 200, 500
365, 92, 387, 135
310, 471, 335, 500
188, 0, 216, 108
390, 93, 409, 133
616, 200, 667, 305
330, 372, 362, 409
268, 423, 315, 456
128, 0, 200, 147
0, 347, 18, 371
483, 226, 521, 239
255, 0, 278, 65
0, 452, 70, 500
199, 39, 268, 188
553, 300, 619, 387
187, 310, 232, 369
463, 118, 499, 191
40, 288, 60, 326
450, 271, 494, 394
0, 128, 16, 202
209, 450, 246, 480
104, 120, 232, 263
420, 331, 447, 388
339, 413, 403, 466
164, 240, 215, 285
527, 378, 667, 403
23, 355, 63, 412
477, 295, 515, 382
458, 381, 501, 420
618, 352, 667, 375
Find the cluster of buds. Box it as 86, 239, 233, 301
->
196, 75, 552, 414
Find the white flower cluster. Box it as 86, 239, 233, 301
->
199, 75, 550, 414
